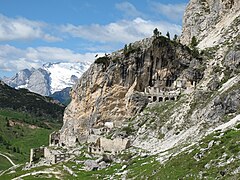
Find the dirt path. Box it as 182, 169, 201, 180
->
12, 170, 61, 180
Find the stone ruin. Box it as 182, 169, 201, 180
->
87, 122, 130, 155
29, 146, 73, 164
144, 87, 180, 103
87, 136, 130, 155
29, 121, 130, 165
143, 78, 197, 103
49, 131, 60, 146
30, 147, 44, 163
44, 147, 72, 164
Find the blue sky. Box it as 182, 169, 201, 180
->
0, 0, 189, 77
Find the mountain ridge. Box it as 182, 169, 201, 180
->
3, 61, 91, 97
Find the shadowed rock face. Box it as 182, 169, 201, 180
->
59, 36, 204, 146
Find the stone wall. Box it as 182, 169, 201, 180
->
44, 147, 72, 164
100, 137, 130, 154
49, 131, 60, 146
30, 147, 44, 163
87, 136, 130, 155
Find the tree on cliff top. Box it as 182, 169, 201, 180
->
153, 28, 160, 37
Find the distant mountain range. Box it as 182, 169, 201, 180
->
2, 62, 90, 103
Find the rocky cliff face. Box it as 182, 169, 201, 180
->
130, 0, 240, 155
59, 36, 203, 146
59, 0, 240, 152
181, 0, 240, 48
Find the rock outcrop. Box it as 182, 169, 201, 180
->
181, 0, 240, 48
59, 36, 203, 146
58, 0, 240, 153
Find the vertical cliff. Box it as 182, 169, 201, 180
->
59, 36, 203, 146
59, 0, 240, 153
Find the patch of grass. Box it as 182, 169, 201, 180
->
0, 155, 12, 171
122, 125, 135, 135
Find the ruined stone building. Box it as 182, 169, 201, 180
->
30, 147, 73, 164
88, 136, 130, 155
49, 131, 60, 146
144, 86, 180, 103
44, 147, 72, 164
144, 77, 197, 103
30, 147, 44, 163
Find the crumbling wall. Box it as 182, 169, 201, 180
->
30, 147, 44, 163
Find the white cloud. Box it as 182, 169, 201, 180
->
0, 14, 61, 42
115, 2, 144, 18
0, 44, 104, 73
61, 18, 181, 44
151, 3, 187, 22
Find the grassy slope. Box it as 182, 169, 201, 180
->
2, 123, 240, 179
0, 156, 11, 172
0, 109, 61, 171
125, 126, 240, 179
0, 82, 64, 171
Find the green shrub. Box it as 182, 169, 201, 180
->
122, 125, 134, 135
235, 123, 240, 129
94, 56, 110, 65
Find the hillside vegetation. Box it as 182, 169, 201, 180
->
0, 81, 65, 121
0, 82, 65, 172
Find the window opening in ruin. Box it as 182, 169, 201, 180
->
153, 96, 157, 102
159, 97, 163, 102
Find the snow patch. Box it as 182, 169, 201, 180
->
43, 62, 90, 93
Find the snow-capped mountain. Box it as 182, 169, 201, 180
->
3, 62, 91, 97
43, 62, 90, 94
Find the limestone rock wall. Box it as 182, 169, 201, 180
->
59, 37, 203, 146
181, 0, 240, 47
